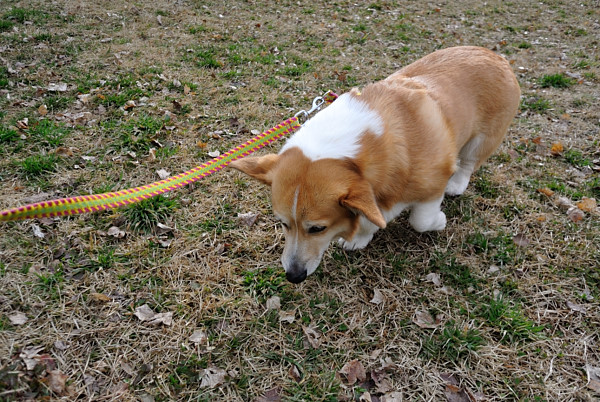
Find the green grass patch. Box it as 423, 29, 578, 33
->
27, 119, 70, 147
563, 149, 591, 167
473, 172, 501, 198
0, 125, 19, 143
0, 66, 9, 88
521, 97, 551, 113
476, 296, 545, 344
2, 7, 48, 25
538, 73, 575, 88
242, 266, 287, 300
422, 321, 485, 362
115, 114, 165, 153
20, 154, 60, 176
124, 195, 178, 231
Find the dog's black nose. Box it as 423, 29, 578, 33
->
286, 270, 307, 284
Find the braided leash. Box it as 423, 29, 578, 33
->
0, 91, 338, 222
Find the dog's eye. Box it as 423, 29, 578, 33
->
308, 225, 326, 234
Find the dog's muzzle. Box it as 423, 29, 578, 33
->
286, 269, 307, 284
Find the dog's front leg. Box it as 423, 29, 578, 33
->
409, 196, 447, 232
338, 216, 380, 250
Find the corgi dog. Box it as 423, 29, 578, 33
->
230, 46, 520, 283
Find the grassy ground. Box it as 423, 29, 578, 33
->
0, 0, 599, 400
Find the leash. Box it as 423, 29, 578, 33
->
0, 91, 338, 222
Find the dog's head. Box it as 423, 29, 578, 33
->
230, 147, 385, 283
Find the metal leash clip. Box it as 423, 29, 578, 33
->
294, 94, 327, 124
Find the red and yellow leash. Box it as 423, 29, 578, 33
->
0, 91, 338, 222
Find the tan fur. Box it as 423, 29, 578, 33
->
230, 46, 520, 282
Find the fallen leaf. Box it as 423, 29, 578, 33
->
16, 117, 29, 130
512, 233, 530, 247
278, 310, 295, 323
576, 197, 597, 212
20, 346, 44, 370
587, 365, 600, 393
31, 224, 45, 238
190, 330, 208, 344
197, 141, 208, 148
156, 169, 170, 179
556, 196, 575, 211
134, 304, 156, 321
302, 325, 321, 349
47, 369, 68, 395
425, 272, 442, 287
266, 295, 281, 311
54, 146, 74, 156
566, 301, 587, 313
107, 226, 126, 238
89, 292, 111, 302
288, 365, 302, 383
381, 392, 403, 402
444, 383, 471, 402
184, 85, 191, 95
359, 391, 373, 402
38, 104, 48, 116
200, 366, 227, 388
370, 289, 385, 305
148, 312, 173, 326
537, 187, 555, 197
9, 312, 28, 325
124, 100, 136, 110
339, 359, 366, 385
238, 212, 259, 227
54, 340, 69, 350
550, 142, 564, 155
208, 150, 221, 158
256, 387, 282, 402
172, 100, 182, 111
412, 310, 438, 329
567, 207, 584, 222
47, 83, 68, 92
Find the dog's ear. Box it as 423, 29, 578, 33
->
340, 181, 386, 229
229, 154, 279, 186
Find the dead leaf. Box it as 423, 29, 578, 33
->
550, 142, 564, 155
38, 104, 48, 116
20, 346, 44, 370
256, 387, 282, 402
47, 369, 68, 395
537, 187, 555, 197
90, 292, 111, 302
566, 301, 587, 313
425, 272, 442, 287
278, 310, 295, 323
339, 359, 366, 385
444, 383, 471, 402
359, 391, 373, 402
134, 304, 156, 321
302, 325, 321, 349
47, 83, 68, 92
370, 289, 385, 305
512, 233, 530, 247
184, 85, 191, 95
200, 366, 227, 388
266, 295, 281, 310
587, 365, 600, 393
107, 226, 126, 238
556, 196, 575, 211
197, 141, 208, 149
412, 310, 438, 329
576, 197, 597, 212
288, 365, 302, 383
31, 224, 45, 238
190, 330, 208, 344
381, 392, 403, 402
54, 146, 74, 157
208, 150, 221, 158
148, 312, 172, 326
16, 118, 29, 130
156, 169, 170, 179
238, 212, 259, 227
172, 100, 182, 111
567, 206, 584, 222
123, 100, 136, 110
54, 340, 69, 350
9, 312, 28, 325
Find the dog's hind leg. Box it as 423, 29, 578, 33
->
445, 135, 483, 196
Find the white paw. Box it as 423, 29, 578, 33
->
445, 174, 470, 196
409, 211, 447, 233
338, 233, 374, 251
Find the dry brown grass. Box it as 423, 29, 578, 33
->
1, 0, 599, 401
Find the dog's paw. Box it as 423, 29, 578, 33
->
410, 211, 447, 233
445, 174, 470, 196
338, 233, 373, 251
